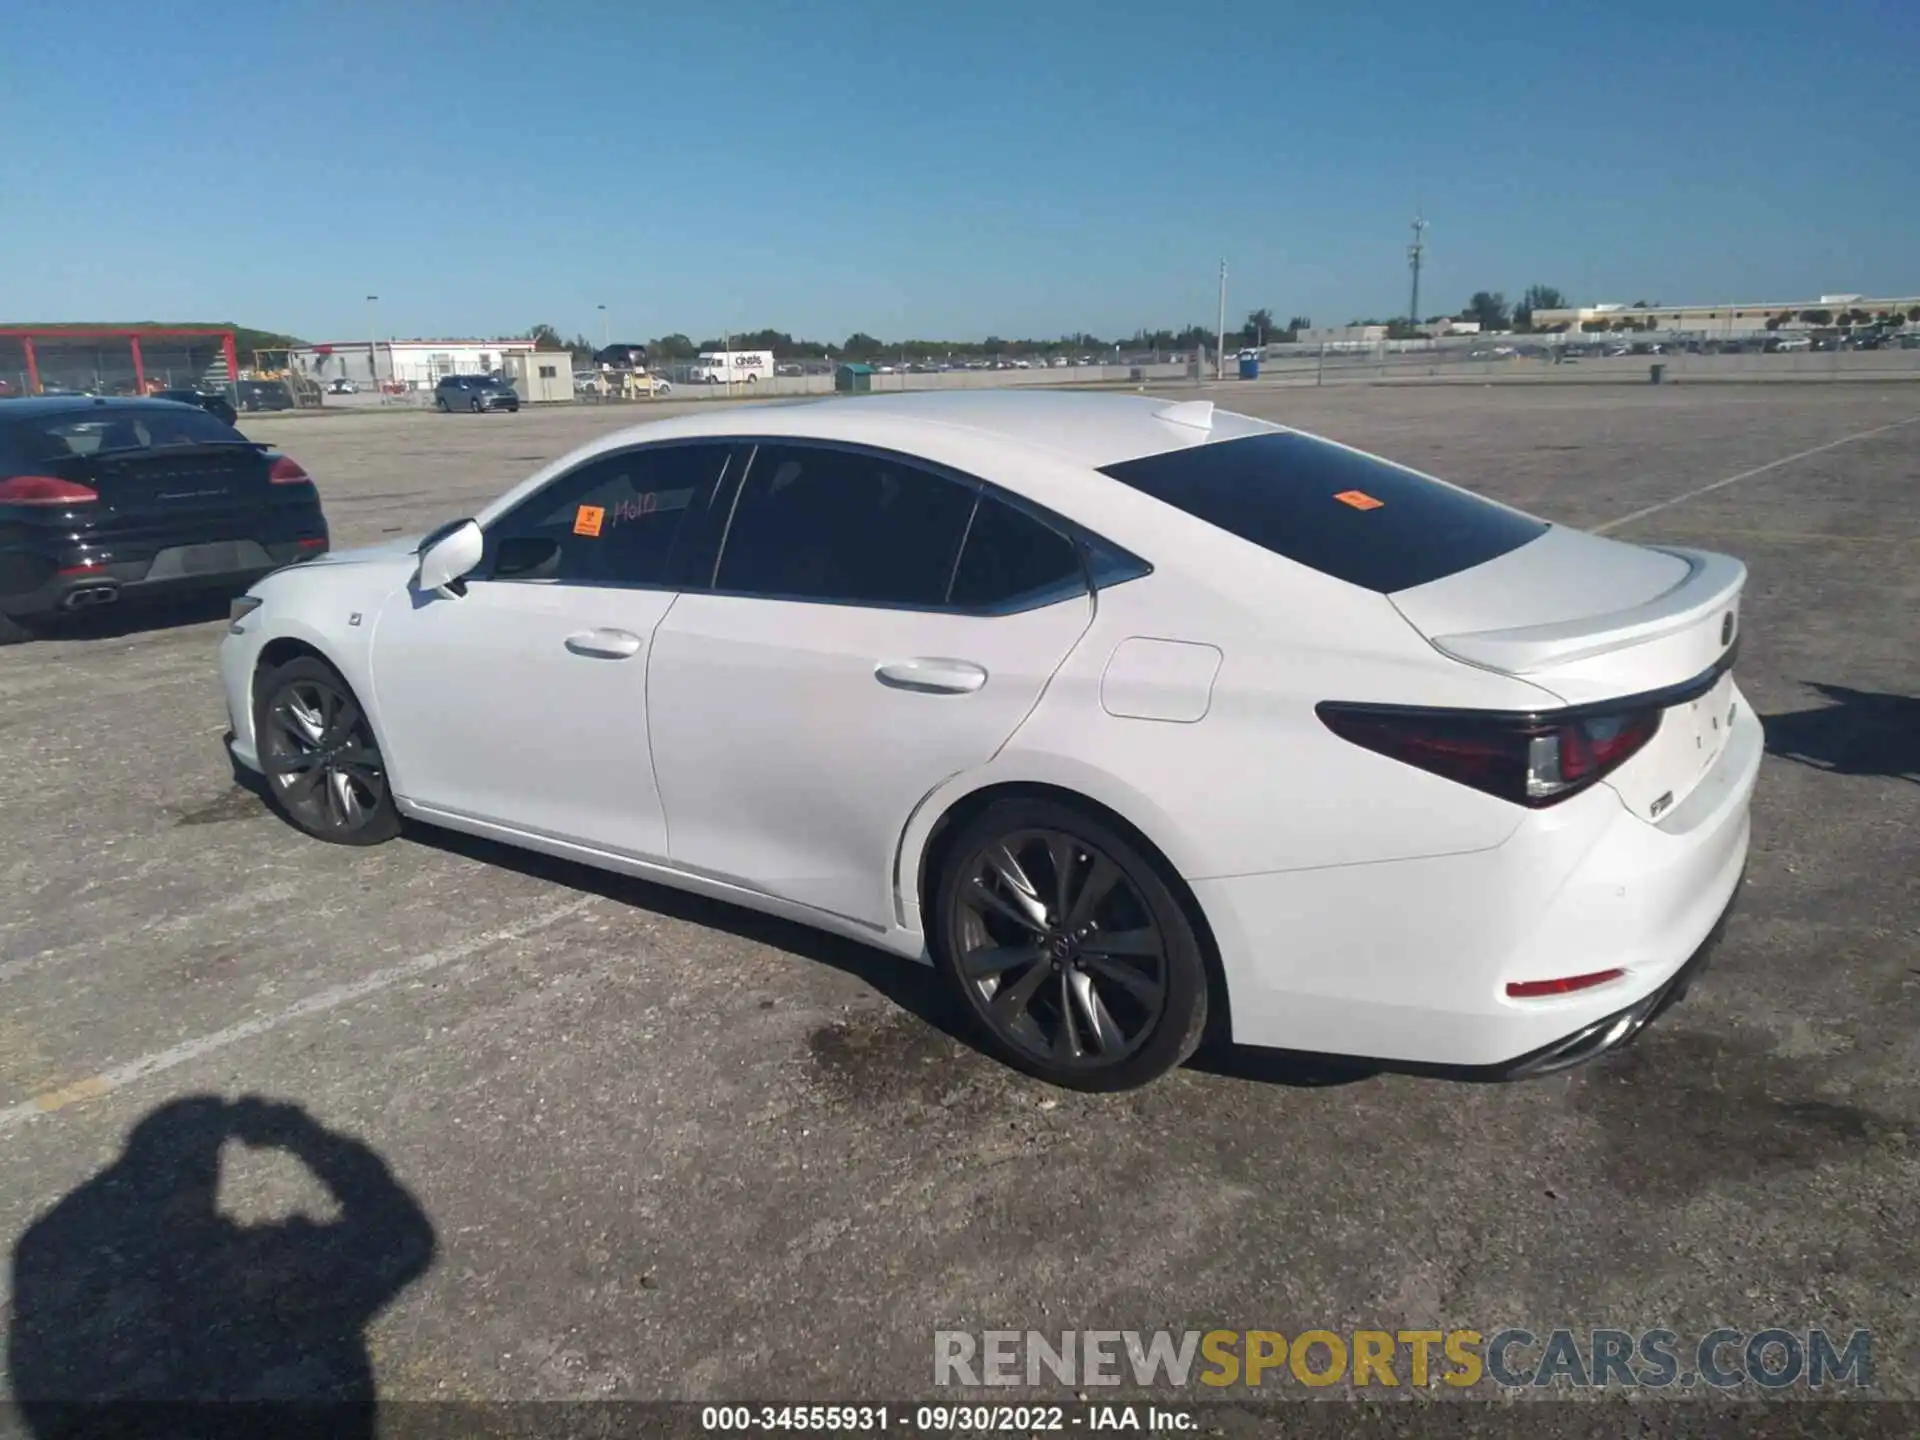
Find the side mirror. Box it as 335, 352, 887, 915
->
416, 518, 483, 594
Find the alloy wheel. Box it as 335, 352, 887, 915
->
949, 828, 1168, 1070
260, 677, 388, 834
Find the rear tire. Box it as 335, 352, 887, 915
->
253, 656, 401, 846
435, 396, 449, 412
931, 797, 1208, 1092
0, 611, 36, 646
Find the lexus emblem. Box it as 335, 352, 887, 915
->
1721, 612, 1735, 646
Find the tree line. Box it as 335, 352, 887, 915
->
518, 315, 1315, 365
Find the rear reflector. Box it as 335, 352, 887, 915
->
269, 455, 312, 485
1507, 968, 1626, 999
1317, 700, 1662, 808
57, 561, 106, 575
0, 474, 99, 506
296, 537, 327, 549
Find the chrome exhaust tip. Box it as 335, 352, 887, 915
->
60, 584, 121, 611
1504, 991, 1664, 1079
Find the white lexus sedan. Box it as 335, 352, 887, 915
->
220, 391, 1758, 1091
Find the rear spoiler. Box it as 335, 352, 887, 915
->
1428, 547, 1745, 673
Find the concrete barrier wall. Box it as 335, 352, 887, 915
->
653, 363, 1194, 401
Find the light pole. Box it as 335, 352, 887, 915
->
1215, 258, 1228, 380
597, 305, 608, 350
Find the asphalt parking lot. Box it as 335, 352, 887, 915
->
1, 384, 1915, 1410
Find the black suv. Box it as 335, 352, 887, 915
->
434, 374, 520, 413
235, 379, 294, 412
153, 388, 239, 426
0, 398, 329, 643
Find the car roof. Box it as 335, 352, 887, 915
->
583, 389, 1281, 471
0, 396, 204, 419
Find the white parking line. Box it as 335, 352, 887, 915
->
1595, 414, 1920, 534
0, 896, 595, 1135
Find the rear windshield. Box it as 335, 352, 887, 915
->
6, 407, 249, 464
1098, 431, 1547, 593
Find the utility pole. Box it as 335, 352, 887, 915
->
366, 295, 380, 401
1215, 258, 1228, 380
597, 304, 608, 350
1407, 214, 1427, 332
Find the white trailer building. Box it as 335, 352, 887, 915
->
290, 339, 537, 391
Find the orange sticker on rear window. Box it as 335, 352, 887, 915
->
573, 504, 605, 537
1334, 490, 1384, 511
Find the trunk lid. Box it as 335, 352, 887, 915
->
1390, 525, 1746, 822
78, 443, 276, 518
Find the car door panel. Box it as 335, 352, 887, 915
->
371, 582, 674, 854
647, 593, 1092, 926
366, 441, 734, 859
642, 440, 1099, 929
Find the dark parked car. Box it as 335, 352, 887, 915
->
153, 387, 239, 426
434, 374, 520, 413
236, 379, 295, 412
0, 398, 328, 644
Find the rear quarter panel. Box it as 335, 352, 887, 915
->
894, 552, 1569, 922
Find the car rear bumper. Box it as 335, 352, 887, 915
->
1195, 681, 1762, 1072
0, 528, 329, 619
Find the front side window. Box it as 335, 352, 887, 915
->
713, 444, 976, 607
482, 443, 731, 588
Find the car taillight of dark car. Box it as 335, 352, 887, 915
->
1316, 702, 1662, 808
0, 475, 99, 506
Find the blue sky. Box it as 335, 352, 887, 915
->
2, 0, 1914, 344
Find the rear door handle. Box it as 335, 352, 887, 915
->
564, 628, 643, 659
874, 658, 988, 694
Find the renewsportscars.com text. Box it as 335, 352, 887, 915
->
934, 1327, 1872, 1391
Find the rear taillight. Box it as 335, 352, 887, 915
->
269, 455, 312, 485
1317, 702, 1662, 808
0, 474, 99, 506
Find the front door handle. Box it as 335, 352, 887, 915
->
874, 657, 988, 694
564, 628, 643, 659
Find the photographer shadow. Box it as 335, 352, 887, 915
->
7, 1095, 436, 1440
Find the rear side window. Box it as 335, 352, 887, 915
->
1098, 431, 1548, 593
948, 494, 1085, 610
12, 407, 246, 463
714, 444, 975, 607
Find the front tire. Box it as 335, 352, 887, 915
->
253, 656, 401, 846
931, 798, 1208, 1092
435, 396, 450, 412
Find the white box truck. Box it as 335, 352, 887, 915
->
692, 350, 775, 385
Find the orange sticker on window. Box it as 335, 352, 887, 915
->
1334, 490, 1384, 511
573, 504, 605, 537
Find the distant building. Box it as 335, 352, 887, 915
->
502, 351, 572, 404
1297, 325, 1387, 348
1423, 319, 1481, 337
289, 338, 537, 390
1530, 294, 1920, 336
